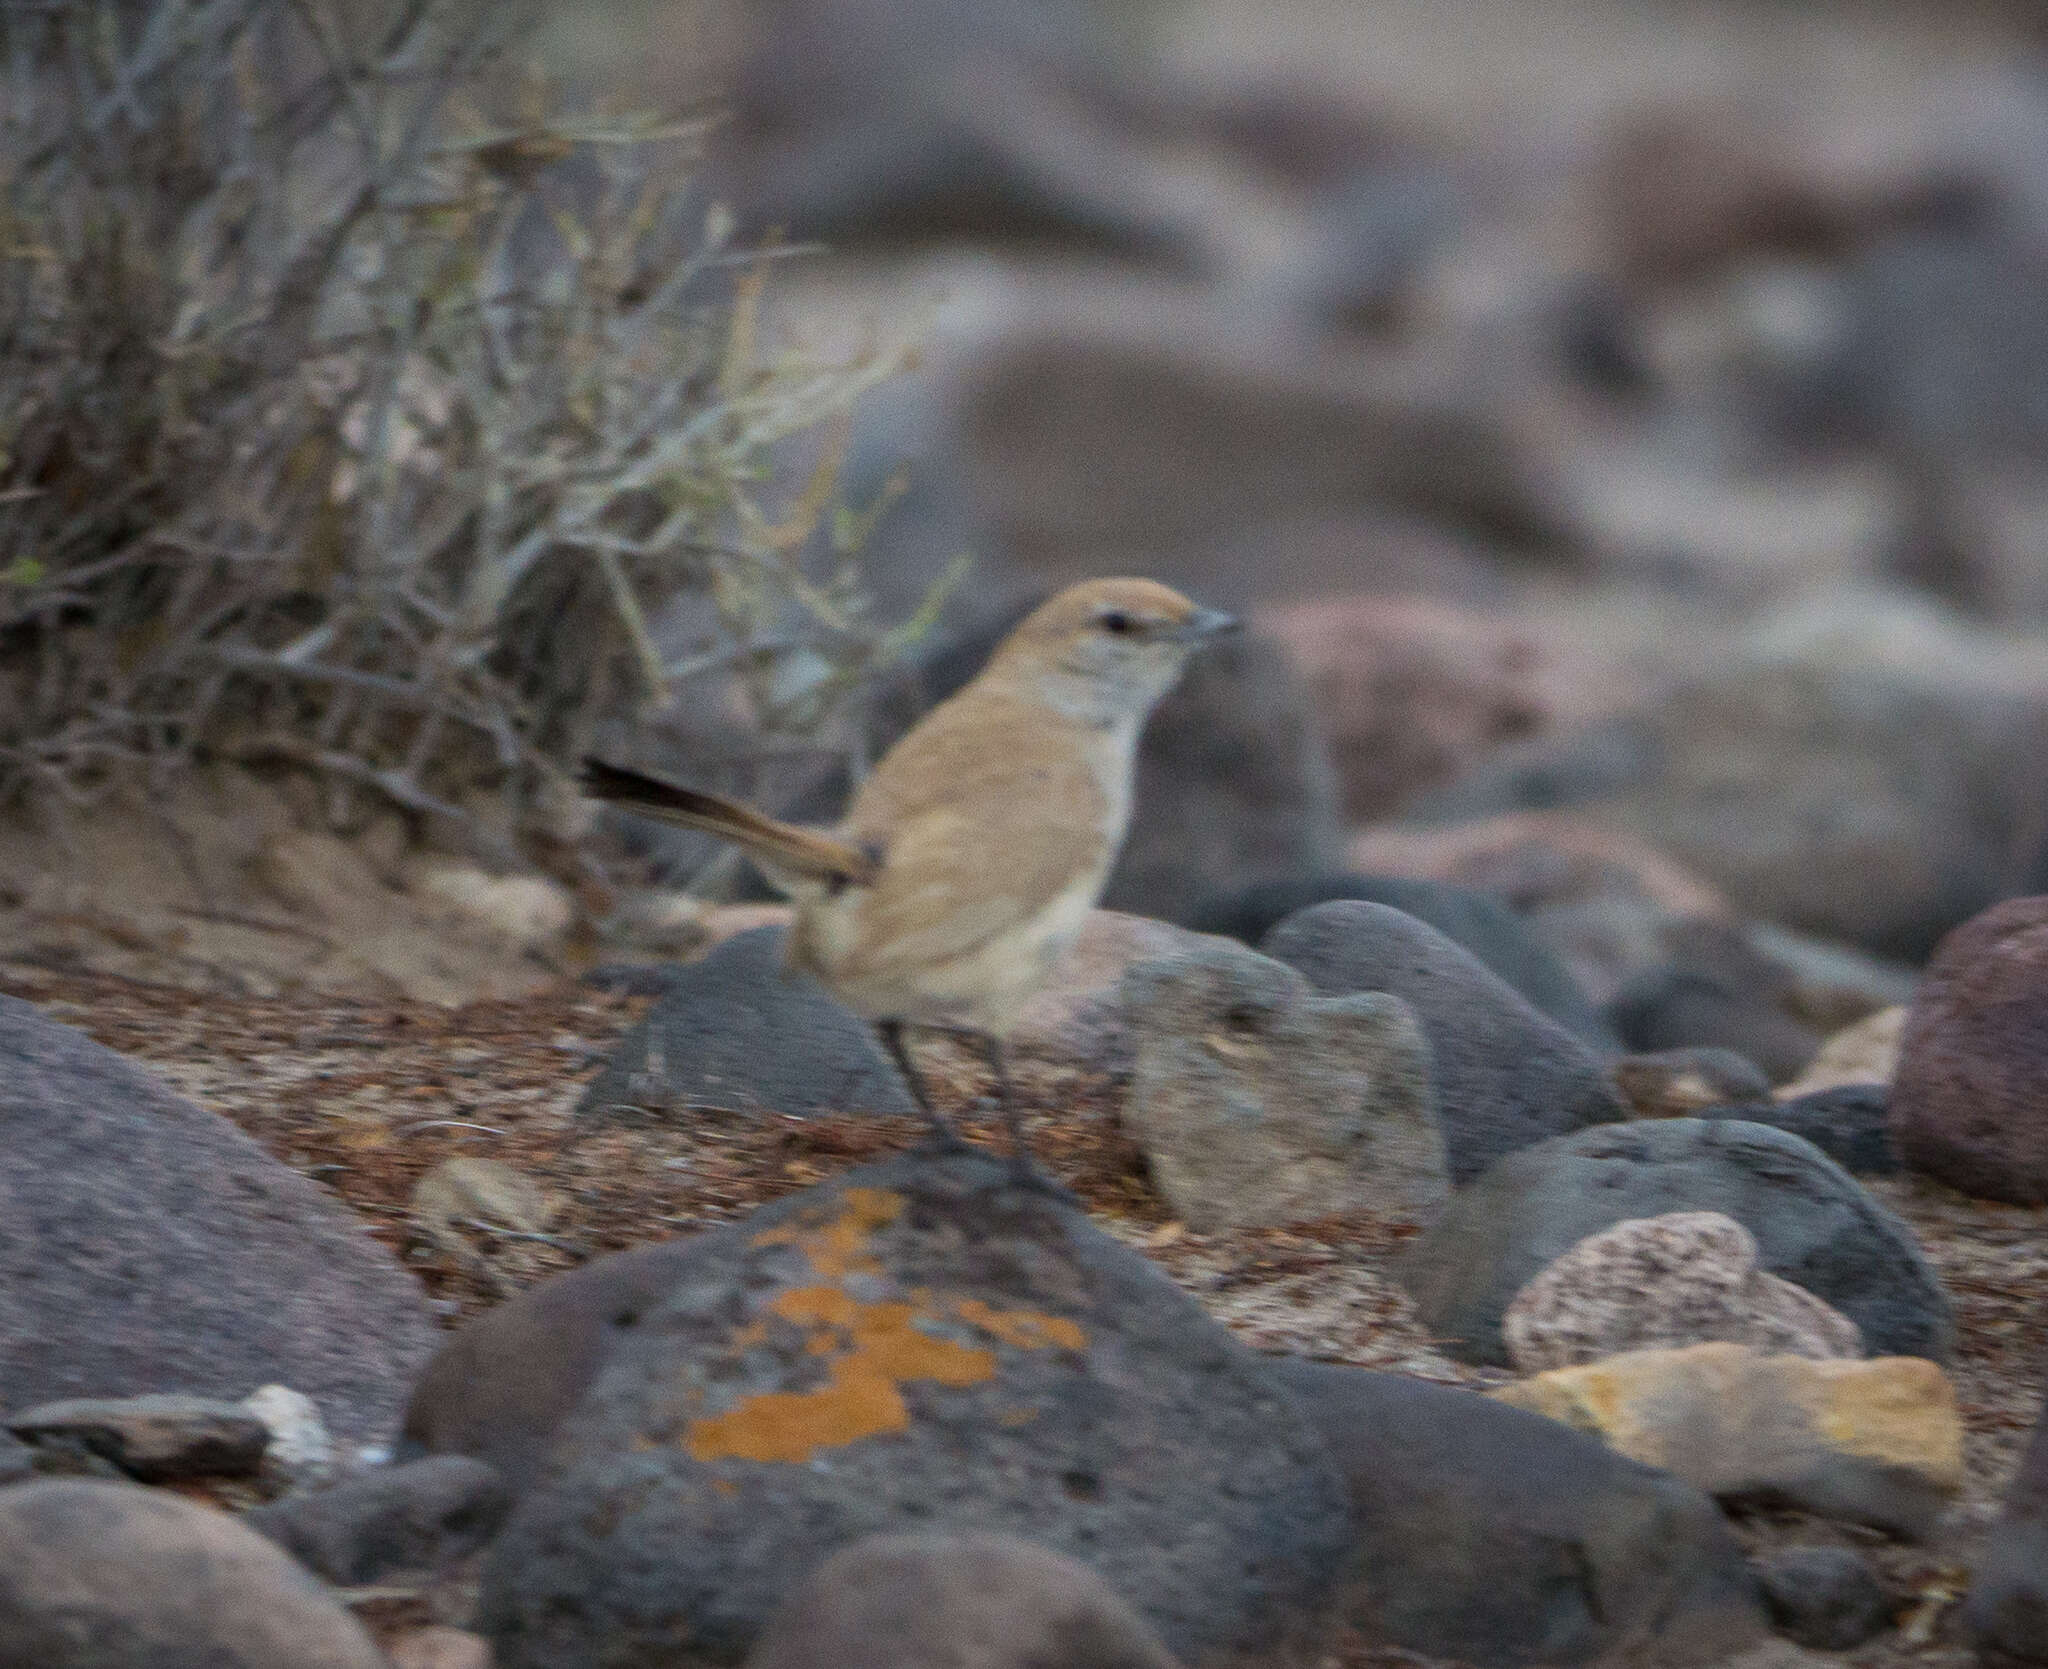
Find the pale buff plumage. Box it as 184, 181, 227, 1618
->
582, 577, 1236, 1171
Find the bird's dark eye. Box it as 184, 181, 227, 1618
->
1099, 610, 1137, 636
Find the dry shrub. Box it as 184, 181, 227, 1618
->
0, 0, 943, 860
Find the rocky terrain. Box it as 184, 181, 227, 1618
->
5, 1, 2048, 1666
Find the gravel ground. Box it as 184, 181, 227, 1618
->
3, 958, 2041, 1668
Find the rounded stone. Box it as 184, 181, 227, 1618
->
1262, 899, 1625, 1185
746, 1532, 1183, 1669
1891, 895, 2048, 1205
1401, 1118, 1954, 1366
1755, 1545, 1892, 1650
0, 1478, 386, 1669
473, 1153, 1350, 1669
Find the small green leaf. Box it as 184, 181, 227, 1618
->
0, 558, 44, 587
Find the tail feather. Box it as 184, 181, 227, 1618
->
579, 758, 878, 886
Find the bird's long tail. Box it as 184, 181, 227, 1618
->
579, 759, 879, 888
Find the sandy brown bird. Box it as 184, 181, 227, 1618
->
582, 577, 1237, 1175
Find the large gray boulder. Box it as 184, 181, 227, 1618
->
468, 1153, 1351, 1668
1400, 1118, 1954, 1366
1263, 900, 1625, 1184
0, 995, 437, 1450
1267, 1357, 1768, 1667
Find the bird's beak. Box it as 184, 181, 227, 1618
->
1180, 606, 1240, 642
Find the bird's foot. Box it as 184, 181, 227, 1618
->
911, 1122, 976, 1159
1004, 1152, 1073, 1200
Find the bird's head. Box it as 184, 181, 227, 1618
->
982, 577, 1239, 726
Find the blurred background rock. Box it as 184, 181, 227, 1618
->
563, 0, 2048, 962
11, 0, 2048, 1006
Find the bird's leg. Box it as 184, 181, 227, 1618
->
971, 1032, 1047, 1187
878, 1020, 969, 1154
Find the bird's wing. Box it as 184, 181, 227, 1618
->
830, 699, 1115, 976
579, 759, 878, 886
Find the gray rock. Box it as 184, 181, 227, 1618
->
713, 0, 1190, 259
1120, 939, 1447, 1233
242, 1455, 512, 1586
0, 996, 438, 1451
1185, 872, 1618, 1051
0, 1478, 385, 1668
1266, 1357, 1769, 1667
7, 1393, 269, 1483
474, 1153, 1351, 1669
1607, 964, 1823, 1085
1698, 1084, 1900, 1177
745, 1532, 1183, 1669
1610, 1048, 1773, 1119
1755, 1546, 1891, 1650
1263, 900, 1625, 1184
1400, 1118, 1954, 1366
1108, 627, 1346, 923
1964, 1383, 2048, 1662
576, 928, 916, 1123
0, 1431, 33, 1487
401, 1240, 700, 1484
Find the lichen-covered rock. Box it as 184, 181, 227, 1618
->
1890, 895, 2048, 1204
1402, 1118, 1953, 1366
0, 1479, 386, 1668
1121, 938, 1447, 1233
745, 1533, 1183, 1669
473, 1153, 1351, 1669
1492, 1342, 1963, 1538
1502, 1211, 1862, 1373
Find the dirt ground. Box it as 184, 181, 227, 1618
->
3, 947, 2040, 1669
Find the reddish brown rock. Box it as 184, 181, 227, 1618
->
1890, 895, 2048, 1205
1255, 596, 1550, 820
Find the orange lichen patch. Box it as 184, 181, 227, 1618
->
998, 1406, 1040, 1428
711, 1478, 740, 1499
749, 1187, 903, 1279
684, 1284, 1091, 1465
951, 1298, 1087, 1352
684, 1298, 994, 1464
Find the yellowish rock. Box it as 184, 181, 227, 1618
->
1491, 1341, 1962, 1537
1776, 1005, 1906, 1099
